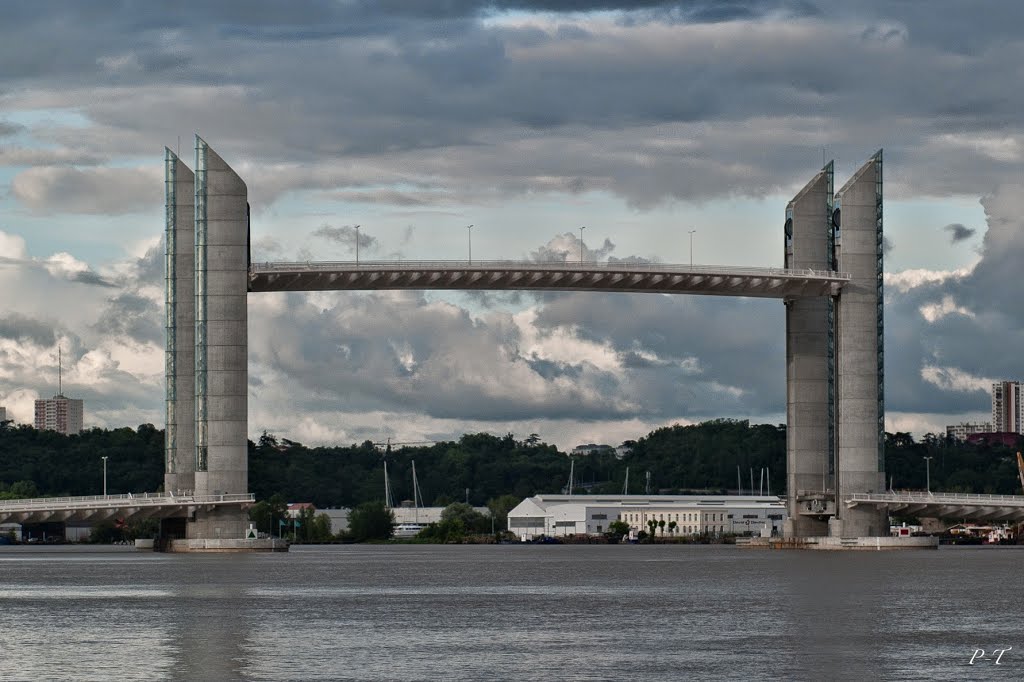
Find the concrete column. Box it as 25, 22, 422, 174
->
783, 164, 832, 538
833, 151, 887, 537
164, 149, 195, 495
192, 136, 249, 539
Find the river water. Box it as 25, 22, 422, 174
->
0, 544, 1019, 681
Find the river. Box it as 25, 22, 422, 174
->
0, 544, 1018, 680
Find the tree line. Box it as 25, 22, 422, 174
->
2, 419, 1022, 504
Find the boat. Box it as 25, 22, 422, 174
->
393, 523, 428, 538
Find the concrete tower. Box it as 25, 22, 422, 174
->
832, 151, 887, 537
164, 149, 196, 494
783, 162, 833, 537
191, 136, 249, 539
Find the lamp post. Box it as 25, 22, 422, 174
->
101, 456, 108, 497
688, 229, 696, 267
354, 225, 360, 265
467, 224, 473, 265
579, 226, 586, 263
923, 456, 934, 494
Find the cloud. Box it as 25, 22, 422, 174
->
11, 166, 162, 215
0, 314, 56, 347
944, 223, 976, 243
43, 253, 117, 287
312, 223, 379, 253
0, 121, 24, 137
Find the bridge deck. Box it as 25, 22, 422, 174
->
249, 261, 850, 298
0, 492, 254, 525
847, 491, 1024, 522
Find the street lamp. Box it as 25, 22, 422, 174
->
923, 455, 934, 494
101, 456, 108, 497
688, 229, 696, 267
467, 224, 473, 265
579, 226, 586, 263
354, 225, 361, 265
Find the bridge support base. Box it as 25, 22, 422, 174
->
164, 538, 289, 552
738, 535, 938, 550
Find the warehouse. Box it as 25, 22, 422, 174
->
507, 494, 786, 539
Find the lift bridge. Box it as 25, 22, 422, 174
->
4, 138, 1024, 548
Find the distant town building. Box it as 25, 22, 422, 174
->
0, 406, 6, 423
945, 422, 993, 442
570, 443, 615, 456
34, 395, 83, 435
966, 432, 1020, 448
991, 381, 1023, 434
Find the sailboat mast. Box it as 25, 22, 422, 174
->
412, 460, 420, 524
384, 460, 393, 509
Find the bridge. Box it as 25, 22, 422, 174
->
249, 261, 849, 298
11, 139, 1022, 549
847, 492, 1024, 523
0, 492, 254, 525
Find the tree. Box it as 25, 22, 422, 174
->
668, 520, 678, 536
646, 519, 659, 540
607, 520, 630, 540
486, 494, 521, 532
0, 480, 39, 500
348, 501, 395, 541
440, 502, 489, 533
248, 493, 287, 536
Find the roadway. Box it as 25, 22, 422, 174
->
0, 492, 255, 525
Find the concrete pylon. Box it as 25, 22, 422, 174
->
831, 151, 887, 537
191, 136, 249, 539
164, 149, 196, 495
783, 162, 833, 537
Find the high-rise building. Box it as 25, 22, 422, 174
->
0, 406, 7, 423
34, 395, 84, 435
991, 381, 1023, 434
945, 422, 993, 441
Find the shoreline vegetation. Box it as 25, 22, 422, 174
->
3, 418, 1024, 544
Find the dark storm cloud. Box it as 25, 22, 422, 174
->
93, 293, 163, 344
69, 270, 117, 288
879, 185, 1024, 418
312, 224, 378, 252
3, 0, 1022, 213
945, 223, 976, 243
0, 314, 55, 347
0, 121, 23, 137
534, 292, 785, 416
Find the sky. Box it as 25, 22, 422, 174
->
0, 0, 1020, 450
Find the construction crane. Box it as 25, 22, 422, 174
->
1017, 452, 1024, 493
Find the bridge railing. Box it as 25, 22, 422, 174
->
849, 491, 1024, 504
0, 492, 255, 511
250, 260, 851, 280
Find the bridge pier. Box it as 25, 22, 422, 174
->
784, 152, 887, 540
164, 137, 253, 545
784, 162, 833, 538
832, 152, 887, 538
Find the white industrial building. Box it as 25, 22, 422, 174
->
508, 494, 787, 539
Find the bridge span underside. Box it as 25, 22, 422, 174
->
248, 262, 848, 298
